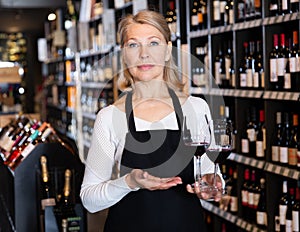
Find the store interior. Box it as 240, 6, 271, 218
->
0, 0, 299, 232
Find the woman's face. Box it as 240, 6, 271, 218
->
123, 23, 171, 82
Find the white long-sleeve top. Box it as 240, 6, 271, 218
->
80, 96, 223, 213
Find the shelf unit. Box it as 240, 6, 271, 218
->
0, 143, 86, 232
186, 0, 300, 231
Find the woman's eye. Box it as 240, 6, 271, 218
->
128, 43, 139, 48
149, 41, 159, 46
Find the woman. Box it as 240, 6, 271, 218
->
80, 10, 224, 232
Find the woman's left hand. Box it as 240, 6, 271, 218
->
186, 174, 223, 202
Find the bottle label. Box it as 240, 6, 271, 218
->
213, 1, 221, 21
277, 58, 286, 76
248, 192, 254, 207
191, 15, 198, 26
247, 128, 256, 142
298, 57, 300, 72
214, 62, 221, 84
253, 192, 260, 209
230, 196, 238, 212
289, 57, 297, 73
284, 73, 291, 89
272, 145, 280, 162
286, 219, 292, 232
282, 0, 288, 10
279, 147, 288, 164
246, 69, 253, 87
270, 59, 278, 82
240, 73, 247, 87
21, 143, 35, 159
256, 141, 264, 158
288, 147, 298, 166
241, 189, 248, 206
225, 58, 231, 80
257, 211, 267, 226
292, 211, 299, 231
253, 72, 259, 88
279, 204, 288, 225
241, 138, 249, 153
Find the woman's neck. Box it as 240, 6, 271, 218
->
132, 80, 170, 99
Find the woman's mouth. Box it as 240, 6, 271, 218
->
137, 64, 154, 71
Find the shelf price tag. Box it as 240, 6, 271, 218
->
293, 171, 299, 179
292, 93, 299, 101
275, 165, 281, 174
246, 223, 252, 231
283, 168, 290, 177
236, 218, 242, 227
263, 91, 271, 99
258, 161, 264, 169
285, 92, 292, 100
277, 92, 284, 100
270, 91, 278, 99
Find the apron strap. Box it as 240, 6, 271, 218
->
125, 87, 184, 132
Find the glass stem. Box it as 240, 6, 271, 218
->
196, 155, 202, 183
213, 163, 218, 187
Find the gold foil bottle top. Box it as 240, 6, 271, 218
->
40, 155, 49, 183
63, 169, 72, 198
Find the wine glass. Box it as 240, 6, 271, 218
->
182, 115, 211, 185
205, 119, 233, 198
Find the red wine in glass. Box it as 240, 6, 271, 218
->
206, 146, 232, 163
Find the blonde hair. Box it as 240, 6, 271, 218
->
117, 10, 184, 91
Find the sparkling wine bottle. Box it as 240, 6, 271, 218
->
40, 155, 56, 210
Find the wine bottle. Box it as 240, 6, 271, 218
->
4, 121, 40, 166
7, 122, 48, 170
220, 0, 227, 26
286, 187, 295, 232
279, 112, 290, 166
277, 33, 288, 90
248, 169, 258, 223
214, 44, 225, 87
254, 40, 265, 89
229, 168, 238, 214
201, 0, 208, 29
254, 0, 262, 18
165, 0, 177, 38
40, 155, 56, 210
279, 180, 289, 231
281, 0, 291, 15
288, 113, 298, 168
237, 0, 246, 22
272, 111, 282, 164
241, 110, 250, 156
270, 34, 280, 90
241, 168, 250, 218
246, 41, 255, 89
270, 0, 279, 16
239, 42, 248, 89
224, 0, 234, 25
247, 107, 257, 156
292, 178, 300, 232
191, 0, 199, 31
256, 178, 267, 230
284, 37, 292, 90
213, 0, 221, 26
197, 0, 204, 30
224, 40, 233, 88
290, 0, 299, 12
55, 169, 81, 232
256, 109, 266, 160
290, 31, 300, 91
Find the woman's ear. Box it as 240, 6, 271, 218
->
165, 41, 172, 62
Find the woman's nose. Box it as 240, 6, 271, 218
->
139, 44, 150, 59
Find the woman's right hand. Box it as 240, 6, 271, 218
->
126, 169, 182, 190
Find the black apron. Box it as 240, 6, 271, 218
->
104, 88, 207, 232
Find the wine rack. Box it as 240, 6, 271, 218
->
0, 143, 85, 232
187, 0, 300, 231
